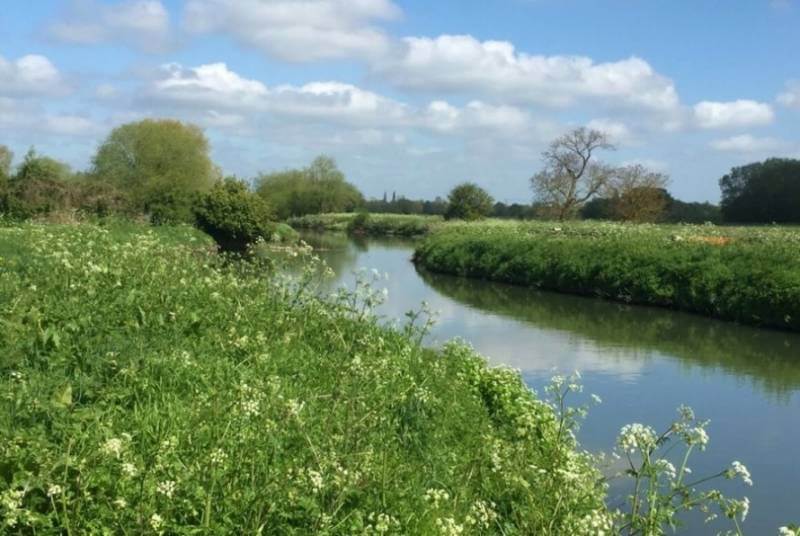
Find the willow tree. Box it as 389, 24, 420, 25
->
530, 128, 615, 220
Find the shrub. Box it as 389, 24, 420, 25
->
193, 178, 274, 251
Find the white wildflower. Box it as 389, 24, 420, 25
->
150, 513, 164, 531
729, 461, 753, 486
101, 437, 124, 458
121, 462, 138, 477
424, 488, 450, 507
156, 480, 176, 499
617, 423, 658, 453
114, 497, 128, 509
46, 484, 63, 498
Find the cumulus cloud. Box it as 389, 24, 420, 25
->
183, 0, 401, 62
375, 34, 680, 111
586, 118, 634, 145
709, 134, 787, 153
140, 62, 535, 136
777, 81, 800, 108
0, 97, 100, 137
0, 54, 64, 96
693, 100, 774, 129
49, 0, 171, 52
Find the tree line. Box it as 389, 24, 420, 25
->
2, 119, 798, 239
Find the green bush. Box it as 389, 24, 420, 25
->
445, 183, 494, 221
193, 178, 274, 251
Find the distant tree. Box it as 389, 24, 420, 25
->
445, 182, 494, 221
92, 119, 218, 222
719, 158, 800, 223
608, 164, 671, 222
3, 148, 74, 218
666, 199, 722, 224
256, 156, 363, 219
530, 128, 615, 220
0, 145, 12, 181
580, 197, 615, 220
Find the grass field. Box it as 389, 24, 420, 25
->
0, 222, 609, 534
413, 220, 800, 332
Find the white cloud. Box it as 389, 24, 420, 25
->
183, 0, 401, 62
49, 0, 170, 52
693, 100, 774, 129
0, 54, 64, 96
148, 63, 269, 109
709, 134, 787, 153
0, 98, 100, 137
376, 34, 680, 111
421, 100, 530, 133
586, 118, 633, 144
777, 81, 800, 108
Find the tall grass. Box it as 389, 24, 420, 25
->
0, 222, 609, 534
413, 220, 800, 331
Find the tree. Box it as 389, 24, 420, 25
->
530, 128, 615, 220
256, 155, 363, 219
194, 178, 274, 252
719, 158, 800, 223
3, 148, 74, 218
608, 164, 671, 222
92, 119, 218, 222
445, 182, 494, 221
0, 145, 12, 181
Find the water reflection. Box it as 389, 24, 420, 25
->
417, 268, 800, 399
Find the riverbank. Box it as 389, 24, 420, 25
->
0, 223, 608, 534
288, 212, 442, 237
413, 220, 800, 332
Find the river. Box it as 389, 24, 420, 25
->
304, 232, 800, 534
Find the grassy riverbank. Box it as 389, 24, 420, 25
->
288, 213, 442, 237
414, 220, 800, 332
0, 223, 609, 534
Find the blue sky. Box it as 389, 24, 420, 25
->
1, 0, 799, 202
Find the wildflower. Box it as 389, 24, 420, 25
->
307, 470, 324, 493
435, 517, 464, 536
654, 459, 677, 480
683, 426, 709, 450
210, 448, 228, 466
286, 399, 304, 417
424, 488, 450, 507
101, 437, 125, 458
157, 480, 176, 499
728, 461, 753, 486
150, 513, 164, 531
46, 484, 63, 498
617, 423, 658, 453
779, 527, 800, 536
114, 497, 128, 509
121, 462, 138, 477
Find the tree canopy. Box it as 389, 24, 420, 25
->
445, 182, 494, 221
256, 156, 363, 219
92, 119, 218, 222
720, 158, 800, 223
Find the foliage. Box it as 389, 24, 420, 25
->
445, 182, 495, 221
257, 156, 364, 219
719, 158, 800, 223
193, 178, 275, 252
290, 212, 443, 237
1, 149, 74, 219
607, 165, 671, 223
0, 223, 611, 534
91, 119, 218, 223
0, 145, 13, 180
530, 128, 615, 220
414, 220, 800, 331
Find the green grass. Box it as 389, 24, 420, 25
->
288, 213, 443, 237
0, 222, 608, 534
413, 220, 800, 332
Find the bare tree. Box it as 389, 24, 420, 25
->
608, 164, 671, 222
530, 128, 615, 220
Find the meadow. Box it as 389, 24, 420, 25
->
413, 220, 800, 332
0, 222, 614, 534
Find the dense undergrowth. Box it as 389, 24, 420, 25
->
0, 223, 611, 534
289, 213, 442, 237
413, 220, 800, 332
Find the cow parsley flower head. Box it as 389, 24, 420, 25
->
617, 423, 658, 453
728, 461, 753, 486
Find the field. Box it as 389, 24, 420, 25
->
288, 213, 443, 237
414, 220, 800, 332
0, 222, 609, 534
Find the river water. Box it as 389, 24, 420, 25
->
305, 232, 800, 534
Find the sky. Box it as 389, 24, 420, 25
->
1, 0, 799, 203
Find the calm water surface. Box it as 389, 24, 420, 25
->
305, 232, 800, 534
